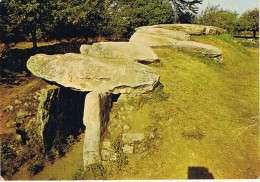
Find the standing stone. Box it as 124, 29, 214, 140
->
37, 85, 85, 151
83, 92, 112, 167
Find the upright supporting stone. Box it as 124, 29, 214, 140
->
83, 92, 112, 168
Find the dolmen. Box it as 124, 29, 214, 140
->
27, 24, 225, 168
27, 53, 160, 167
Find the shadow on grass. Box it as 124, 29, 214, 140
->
0, 71, 28, 87
188, 167, 214, 179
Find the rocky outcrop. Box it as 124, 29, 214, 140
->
27, 53, 159, 94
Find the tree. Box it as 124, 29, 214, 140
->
1, 0, 53, 49
110, 0, 175, 37
0, 0, 110, 46
168, 0, 203, 23
239, 8, 259, 38
195, 5, 239, 33
50, 0, 108, 39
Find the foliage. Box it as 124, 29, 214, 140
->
49, 0, 108, 39
82, 164, 107, 179
1, 0, 205, 46
115, 155, 128, 169
27, 162, 45, 176
1, 139, 24, 177
236, 39, 259, 48
72, 166, 85, 180
238, 8, 259, 38
195, 5, 239, 33
111, 138, 123, 153
0, 0, 53, 48
111, 0, 175, 37
168, 0, 203, 23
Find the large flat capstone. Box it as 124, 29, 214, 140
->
150, 24, 226, 35
86, 42, 159, 64
27, 53, 160, 94
129, 32, 178, 47
134, 26, 191, 41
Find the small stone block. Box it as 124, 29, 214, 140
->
122, 133, 145, 144
123, 144, 134, 154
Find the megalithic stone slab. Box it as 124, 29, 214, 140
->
150, 24, 226, 35
80, 44, 92, 55
129, 32, 178, 47
134, 26, 191, 41
83, 92, 112, 167
174, 41, 223, 61
87, 42, 159, 64
27, 53, 160, 94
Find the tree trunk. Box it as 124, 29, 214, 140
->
253, 30, 256, 39
32, 28, 38, 49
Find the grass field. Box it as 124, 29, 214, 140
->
103, 34, 259, 179
3, 34, 259, 180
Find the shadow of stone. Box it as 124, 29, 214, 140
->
188, 166, 214, 179
0, 71, 28, 87
0, 40, 85, 77
0, 40, 87, 86
42, 86, 86, 152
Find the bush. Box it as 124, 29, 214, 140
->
0, 139, 24, 177
111, 139, 123, 153
82, 164, 107, 180
72, 166, 85, 180
115, 155, 129, 170
28, 163, 44, 176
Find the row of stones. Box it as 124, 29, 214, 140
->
80, 24, 225, 63
26, 24, 226, 168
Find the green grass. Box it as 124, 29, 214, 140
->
105, 35, 259, 179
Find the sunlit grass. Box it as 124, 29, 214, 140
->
106, 35, 259, 179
